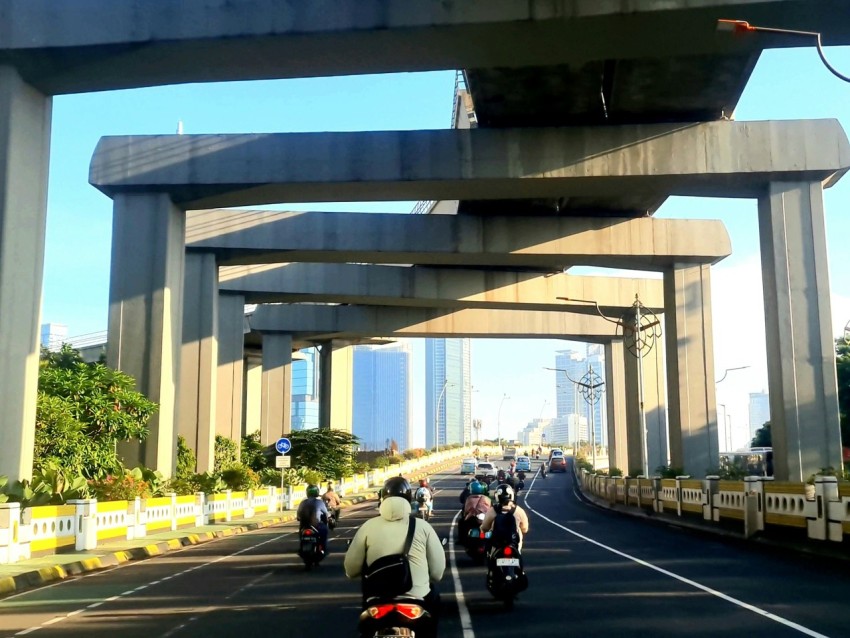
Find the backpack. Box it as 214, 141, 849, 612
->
361, 517, 416, 599
491, 507, 520, 548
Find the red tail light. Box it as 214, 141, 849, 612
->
479, 531, 486, 539
503, 546, 513, 557
303, 529, 312, 536
396, 604, 424, 620
367, 604, 395, 619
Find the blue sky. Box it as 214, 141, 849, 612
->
42, 46, 850, 449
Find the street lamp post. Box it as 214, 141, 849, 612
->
558, 294, 661, 477
546, 365, 604, 469
716, 366, 751, 452
497, 393, 510, 449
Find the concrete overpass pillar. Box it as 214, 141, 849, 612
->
318, 341, 333, 431
0, 67, 51, 482
604, 340, 629, 473
260, 333, 292, 444
623, 327, 668, 476
216, 293, 245, 446
758, 181, 843, 481
179, 253, 218, 473
664, 264, 719, 476
108, 193, 185, 476
243, 353, 262, 438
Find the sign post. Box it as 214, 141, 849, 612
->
276, 437, 292, 498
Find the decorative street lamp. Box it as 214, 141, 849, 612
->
546, 365, 604, 469
497, 393, 510, 449
558, 294, 662, 477
716, 366, 751, 452
435, 379, 455, 453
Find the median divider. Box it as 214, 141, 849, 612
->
0, 448, 486, 598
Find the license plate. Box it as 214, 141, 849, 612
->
496, 558, 520, 567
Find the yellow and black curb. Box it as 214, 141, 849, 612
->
0, 458, 461, 598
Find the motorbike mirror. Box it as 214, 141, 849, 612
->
346, 539, 352, 547
441, 538, 448, 547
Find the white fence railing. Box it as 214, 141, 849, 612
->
577, 470, 850, 544
0, 447, 494, 565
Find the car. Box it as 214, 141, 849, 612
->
548, 448, 564, 460
549, 455, 567, 472
460, 458, 477, 475
475, 462, 497, 482
515, 456, 531, 472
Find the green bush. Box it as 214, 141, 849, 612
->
214, 435, 239, 472
89, 471, 151, 501
0, 464, 90, 508
241, 431, 272, 472
655, 465, 686, 479
371, 456, 390, 469
176, 435, 196, 480
220, 463, 260, 491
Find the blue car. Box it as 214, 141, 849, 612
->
515, 456, 531, 472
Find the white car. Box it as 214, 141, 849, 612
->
475, 462, 497, 481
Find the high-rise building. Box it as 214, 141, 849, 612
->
291, 348, 319, 431
425, 338, 472, 448
748, 391, 770, 440
353, 342, 411, 451
40, 323, 68, 352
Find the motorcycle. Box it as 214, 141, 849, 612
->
358, 596, 436, 638
464, 513, 491, 564
298, 525, 326, 570
414, 489, 432, 521
328, 508, 340, 530
486, 544, 528, 608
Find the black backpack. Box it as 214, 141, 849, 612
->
491, 507, 520, 548
361, 517, 416, 599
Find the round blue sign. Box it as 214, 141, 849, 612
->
275, 437, 292, 454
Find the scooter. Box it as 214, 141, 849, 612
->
297, 525, 326, 571
358, 596, 436, 638
464, 513, 491, 564
414, 489, 432, 521
486, 544, 528, 608
328, 508, 340, 530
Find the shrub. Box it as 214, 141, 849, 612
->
214, 435, 239, 472
220, 463, 260, 491
89, 471, 152, 501
655, 465, 686, 479
371, 456, 390, 469
176, 436, 196, 480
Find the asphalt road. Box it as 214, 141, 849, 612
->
1, 462, 848, 638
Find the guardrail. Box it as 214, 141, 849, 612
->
576, 470, 850, 544
0, 446, 498, 564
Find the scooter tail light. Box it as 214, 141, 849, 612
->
396, 604, 425, 620
367, 604, 395, 619
503, 546, 513, 557
303, 529, 312, 535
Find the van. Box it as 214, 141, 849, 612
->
460, 458, 477, 475
503, 447, 517, 461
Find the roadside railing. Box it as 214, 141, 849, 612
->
0, 446, 497, 564
576, 469, 850, 544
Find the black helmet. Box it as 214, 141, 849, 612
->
494, 483, 515, 506
382, 476, 412, 502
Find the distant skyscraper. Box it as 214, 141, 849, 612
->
291, 348, 319, 431
554, 343, 606, 447
353, 343, 411, 451
748, 391, 770, 440
426, 338, 471, 448
40, 323, 68, 352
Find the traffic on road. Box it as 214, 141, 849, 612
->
1, 458, 848, 637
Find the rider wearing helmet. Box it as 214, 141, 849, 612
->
297, 484, 331, 553
414, 478, 435, 515
344, 477, 446, 621
459, 480, 492, 542
481, 483, 529, 551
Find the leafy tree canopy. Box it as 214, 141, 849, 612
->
836, 340, 849, 448
751, 422, 771, 448
288, 429, 361, 480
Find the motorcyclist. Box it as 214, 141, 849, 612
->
458, 479, 473, 505
481, 483, 529, 552
322, 482, 342, 524
344, 477, 446, 622
459, 480, 492, 541
297, 484, 330, 553
413, 478, 435, 516
515, 471, 526, 495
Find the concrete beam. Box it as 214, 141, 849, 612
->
190, 212, 730, 270
91, 121, 850, 209
251, 305, 620, 341
5, 1, 848, 94
219, 263, 665, 312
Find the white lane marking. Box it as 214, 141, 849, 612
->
447, 510, 476, 638
9, 530, 295, 636
524, 470, 831, 638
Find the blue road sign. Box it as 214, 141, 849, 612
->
275, 437, 292, 455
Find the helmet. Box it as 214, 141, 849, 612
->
306, 484, 320, 498
496, 470, 507, 481
383, 476, 412, 502
494, 483, 515, 506
470, 480, 486, 496
419, 478, 429, 487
